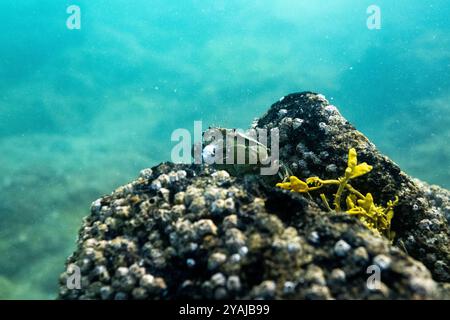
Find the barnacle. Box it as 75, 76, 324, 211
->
276, 148, 398, 240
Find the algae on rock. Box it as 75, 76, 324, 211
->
58, 92, 450, 300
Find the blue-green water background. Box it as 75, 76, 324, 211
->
0, 0, 449, 299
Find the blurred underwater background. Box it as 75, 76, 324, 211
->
0, 0, 449, 298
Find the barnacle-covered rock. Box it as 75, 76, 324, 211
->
59, 92, 450, 299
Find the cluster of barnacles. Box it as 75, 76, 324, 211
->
276, 148, 398, 240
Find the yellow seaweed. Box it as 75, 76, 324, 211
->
276, 148, 398, 240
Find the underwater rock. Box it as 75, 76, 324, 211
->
59, 92, 450, 300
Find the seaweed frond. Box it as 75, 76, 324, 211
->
276, 148, 398, 240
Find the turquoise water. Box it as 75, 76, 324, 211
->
0, 0, 449, 299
